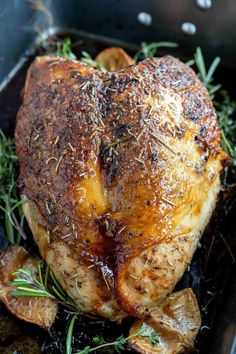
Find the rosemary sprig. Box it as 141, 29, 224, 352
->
12, 265, 83, 354
75, 327, 159, 353
11, 264, 78, 312
188, 47, 221, 100
66, 314, 77, 354
134, 41, 178, 61
57, 37, 77, 60
0, 130, 26, 243
80, 51, 106, 72
148, 330, 160, 344
11, 266, 54, 298
215, 90, 236, 162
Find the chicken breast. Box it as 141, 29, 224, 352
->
15, 55, 225, 320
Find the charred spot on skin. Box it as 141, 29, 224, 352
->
99, 142, 121, 185
46, 90, 58, 106
99, 143, 118, 178
194, 97, 202, 109
99, 142, 112, 166
193, 162, 204, 174
110, 73, 138, 90
187, 113, 198, 122
150, 151, 159, 162
153, 266, 160, 270
71, 70, 80, 78
135, 285, 148, 294
194, 135, 211, 153
59, 96, 65, 104
109, 166, 119, 181
200, 125, 207, 137
194, 133, 205, 145
176, 123, 187, 139
115, 124, 131, 138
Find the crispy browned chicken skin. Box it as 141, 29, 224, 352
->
15, 55, 224, 320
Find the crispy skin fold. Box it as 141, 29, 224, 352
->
15, 55, 224, 320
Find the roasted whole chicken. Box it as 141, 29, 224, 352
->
15, 51, 225, 327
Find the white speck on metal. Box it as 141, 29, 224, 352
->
137, 12, 152, 26
181, 22, 197, 36
196, 0, 212, 10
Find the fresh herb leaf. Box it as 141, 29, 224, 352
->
57, 38, 77, 60
11, 264, 79, 311
134, 41, 178, 61
66, 314, 77, 354
215, 90, 236, 162
0, 130, 26, 243
11, 266, 55, 299
80, 51, 106, 72
205, 56, 221, 85
78, 346, 91, 354
139, 328, 160, 344
92, 335, 106, 346
75, 328, 159, 353
150, 331, 160, 344
186, 58, 195, 66
189, 47, 221, 100
188, 48, 236, 162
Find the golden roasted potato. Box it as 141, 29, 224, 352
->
128, 289, 201, 354
95, 47, 135, 71
0, 245, 58, 329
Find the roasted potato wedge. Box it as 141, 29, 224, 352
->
128, 289, 201, 354
95, 47, 135, 71
0, 245, 58, 329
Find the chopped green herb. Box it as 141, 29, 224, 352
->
92, 334, 106, 346
66, 314, 77, 354
80, 51, 106, 72
57, 38, 77, 60
134, 41, 178, 61
143, 330, 160, 344
215, 90, 236, 162
75, 327, 159, 353
11, 264, 78, 312
188, 48, 236, 161
0, 130, 26, 243
188, 47, 221, 100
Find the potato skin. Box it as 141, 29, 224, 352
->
0, 245, 58, 329
95, 47, 135, 71
128, 289, 201, 354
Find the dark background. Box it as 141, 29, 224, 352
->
1, 0, 236, 86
